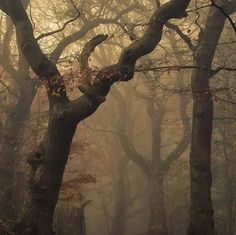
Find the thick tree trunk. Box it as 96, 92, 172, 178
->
147, 173, 169, 235
14, 106, 77, 235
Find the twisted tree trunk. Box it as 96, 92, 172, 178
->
0, 0, 191, 234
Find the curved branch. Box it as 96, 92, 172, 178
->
50, 5, 137, 63
165, 22, 194, 51
118, 0, 190, 66
2, 0, 68, 104
69, 0, 191, 122
111, 87, 150, 173
80, 34, 108, 71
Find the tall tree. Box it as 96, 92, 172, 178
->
0, 0, 134, 221
187, 1, 236, 234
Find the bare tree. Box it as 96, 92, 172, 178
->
0, 0, 136, 221
0, 0, 191, 234
187, 1, 236, 234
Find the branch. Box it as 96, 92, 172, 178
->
2, 0, 68, 104
78, 34, 108, 102
0, 70, 18, 97
80, 199, 92, 211
118, 0, 190, 67
79, 34, 108, 71
70, 0, 191, 121
213, 95, 236, 105
82, 123, 124, 136
50, 6, 137, 63
135, 65, 236, 73
211, 0, 236, 34
36, 6, 81, 41
165, 22, 194, 51
111, 87, 150, 173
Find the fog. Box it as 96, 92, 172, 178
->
0, 0, 235, 235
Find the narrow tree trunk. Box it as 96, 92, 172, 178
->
187, 2, 234, 234
147, 173, 169, 235
0, 81, 36, 220
111, 168, 125, 235
188, 92, 214, 235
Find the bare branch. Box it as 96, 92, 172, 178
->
67, 0, 190, 121
135, 65, 236, 73
0, 70, 18, 98
165, 22, 194, 51
36, 6, 81, 41
2, 0, 68, 103
111, 87, 150, 173
211, 0, 236, 34
80, 34, 108, 71
50, 5, 138, 63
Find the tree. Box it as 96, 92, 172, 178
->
0, 0, 191, 234
0, 0, 136, 221
187, 1, 236, 234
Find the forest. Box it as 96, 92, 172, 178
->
0, 0, 235, 235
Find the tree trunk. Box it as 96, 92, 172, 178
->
110, 158, 126, 235
188, 92, 214, 235
147, 173, 169, 235
187, 2, 235, 234
0, 80, 36, 221
14, 106, 77, 235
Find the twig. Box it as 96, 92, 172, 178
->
0, 70, 18, 98
36, 2, 80, 41
135, 65, 236, 73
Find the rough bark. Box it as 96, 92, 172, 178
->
187, 1, 236, 234
0, 0, 191, 234
0, 0, 84, 221
14, 113, 77, 235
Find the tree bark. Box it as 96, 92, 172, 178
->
0, 0, 191, 234
14, 109, 77, 235
147, 174, 169, 235
187, 1, 236, 234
